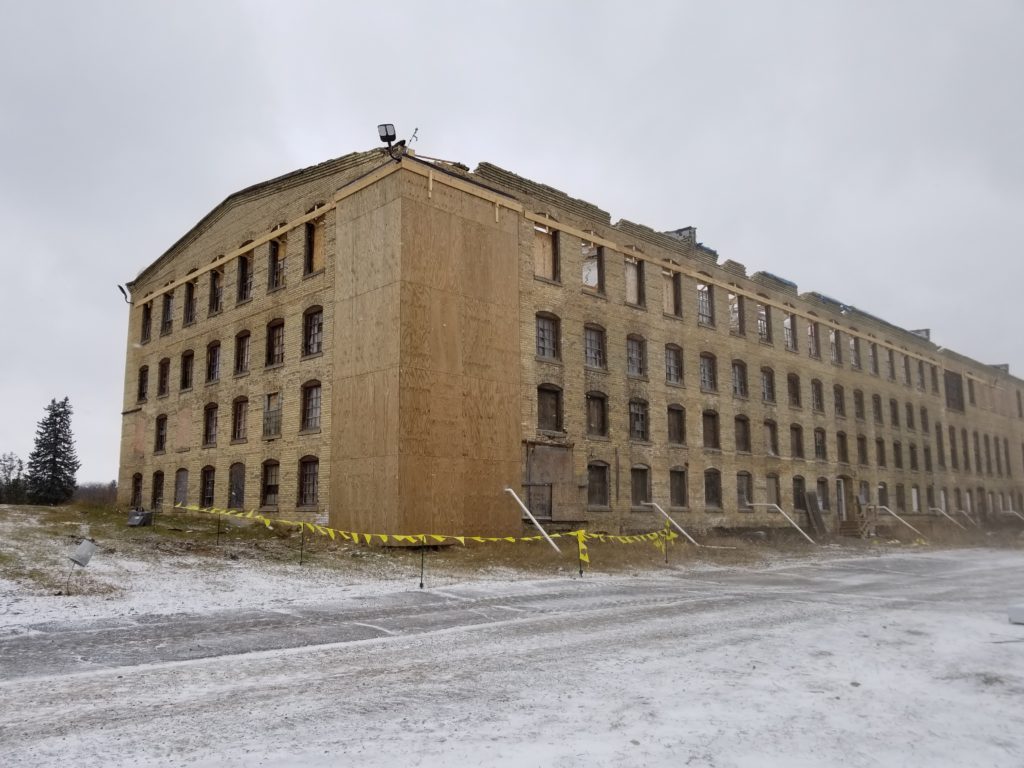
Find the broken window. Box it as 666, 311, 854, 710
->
868, 342, 879, 375
854, 390, 865, 420
206, 342, 220, 383
790, 424, 804, 458
588, 463, 609, 507
668, 405, 686, 445
697, 282, 714, 325
174, 468, 188, 506
266, 320, 285, 366
537, 385, 563, 432
761, 367, 776, 403
665, 345, 683, 384
902, 354, 912, 386
304, 218, 325, 276
628, 399, 649, 441
894, 441, 903, 469
737, 472, 753, 510
237, 252, 253, 302
157, 358, 170, 397
303, 306, 324, 356
787, 373, 801, 408
699, 353, 717, 392
228, 463, 245, 509
533, 224, 559, 282
756, 303, 771, 343
161, 292, 174, 336
154, 414, 167, 453
783, 313, 797, 352
793, 476, 807, 511
766, 473, 781, 506
200, 466, 215, 508
631, 465, 651, 507
764, 420, 779, 456
944, 370, 965, 411
905, 402, 915, 430
202, 403, 218, 446
234, 332, 250, 376
180, 350, 194, 390
263, 392, 282, 438
624, 256, 644, 305
535, 313, 560, 360
857, 435, 869, 465
584, 325, 606, 369
269, 238, 286, 291
887, 396, 897, 426
876, 438, 886, 467
209, 270, 223, 315
732, 360, 748, 397
837, 432, 849, 463
261, 461, 280, 507
834, 385, 846, 417
232, 397, 248, 441
662, 269, 682, 317
920, 407, 929, 433
816, 478, 830, 510
298, 456, 319, 506
728, 292, 744, 335
886, 348, 896, 381
141, 302, 152, 343
917, 360, 926, 390
301, 381, 322, 431
183, 281, 197, 325
806, 321, 820, 359
829, 328, 841, 365
581, 241, 604, 292
627, 335, 647, 377
137, 366, 149, 402
849, 336, 861, 369
152, 471, 164, 510
811, 379, 824, 412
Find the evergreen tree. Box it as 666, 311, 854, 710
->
0, 452, 26, 503
26, 397, 81, 505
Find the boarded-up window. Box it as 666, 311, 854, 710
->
670, 469, 688, 509
537, 386, 562, 432
588, 463, 609, 507
581, 241, 603, 291
631, 465, 650, 507
533, 224, 558, 281
174, 468, 188, 506
662, 270, 681, 316
586, 392, 607, 436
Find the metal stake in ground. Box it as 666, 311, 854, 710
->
299, 523, 306, 565
216, 512, 223, 547
419, 534, 426, 589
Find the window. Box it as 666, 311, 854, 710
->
537, 385, 563, 432
628, 399, 649, 441
732, 360, 748, 397
667, 405, 686, 445
829, 328, 841, 365
931, 365, 940, 394
787, 374, 801, 408
161, 292, 173, 336
631, 465, 651, 507
154, 414, 167, 453
206, 342, 220, 383
202, 403, 218, 446
924, 446, 933, 473
581, 241, 604, 292
903, 354, 912, 386
811, 380, 824, 412
151, 472, 164, 510
228, 463, 245, 509
261, 461, 280, 507
837, 431, 849, 463
298, 456, 319, 506
783, 313, 797, 352
237, 252, 253, 302
813, 428, 827, 460
533, 223, 559, 281
857, 435, 868, 465
704, 469, 722, 508
894, 441, 903, 469
764, 420, 779, 456
584, 325, 606, 369
888, 396, 898, 426
816, 477, 831, 511
268, 238, 286, 290
301, 381, 322, 431
137, 366, 149, 402
911, 485, 920, 512
139, 303, 153, 345
663, 269, 682, 316
833, 385, 846, 417
234, 332, 250, 375
886, 348, 896, 381
766, 474, 781, 506
587, 462, 609, 507
728, 292, 744, 334
670, 468, 688, 509
968, 379, 976, 406
183, 280, 197, 325
793, 476, 807, 511
157, 358, 170, 396
737, 472, 753, 510
849, 336, 861, 369
665, 345, 683, 384
232, 397, 248, 441
917, 360, 926, 390
303, 307, 324, 356
944, 371, 965, 412
896, 484, 906, 512
200, 466, 215, 508
868, 342, 879, 375
535, 313, 560, 360
209, 270, 223, 314
790, 424, 804, 458
876, 438, 886, 467
626, 335, 647, 377
983, 434, 992, 475
807, 321, 820, 358
697, 282, 714, 325
854, 390, 865, 420
703, 410, 720, 449
263, 392, 282, 438
624, 256, 644, 305
756, 303, 771, 343
174, 468, 188, 507
586, 392, 608, 437
949, 425, 959, 469
735, 415, 751, 452
699, 353, 717, 392
761, 367, 776, 403
180, 350, 194, 390
905, 402, 915, 430
304, 217, 325, 275
266, 320, 285, 366
920, 407, 929, 433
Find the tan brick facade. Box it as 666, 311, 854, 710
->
119, 149, 1024, 536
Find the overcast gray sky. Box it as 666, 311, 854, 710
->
2, 1, 1022, 483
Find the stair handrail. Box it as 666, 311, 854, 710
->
641, 502, 701, 546
928, 506, 966, 530
748, 503, 816, 545
956, 509, 982, 528
503, 488, 561, 553
873, 505, 927, 541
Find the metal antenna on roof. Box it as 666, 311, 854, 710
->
410, 127, 419, 143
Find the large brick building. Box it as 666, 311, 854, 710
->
119, 147, 1024, 536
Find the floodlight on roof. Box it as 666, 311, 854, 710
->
378, 123, 396, 147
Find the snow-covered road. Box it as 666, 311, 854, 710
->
2, 549, 1023, 767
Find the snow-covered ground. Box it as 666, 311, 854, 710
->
2, 535, 1023, 767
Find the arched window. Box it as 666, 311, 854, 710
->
151, 473, 166, 510
853, 389, 865, 419
816, 477, 830, 510
667, 405, 686, 445
629, 399, 649, 441
878, 482, 889, 508
811, 379, 824, 412
702, 410, 720, 449
833, 384, 846, 417
734, 415, 751, 452
537, 384, 563, 432
790, 424, 804, 459
766, 473, 781, 506
793, 475, 807, 511
131, 473, 143, 508
813, 427, 827, 460
787, 373, 801, 407
137, 366, 149, 402
234, 331, 251, 375
665, 344, 683, 384
266, 319, 285, 366
875, 437, 886, 467
732, 360, 748, 397
626, 334, 647, 377
704, 469, 722, 508
761, 367, 776, 403
206, 341, 221, 383
154, 414, 168, 453
630, 464, 651, 507
911, 485, 921, 512
303, 306, 324, 356
301, 381, 322, 431
737, 472, 753, 510
587, 462, 610, 508
670, 466, 688, 509
836, 431, 849, 464
228, 463, 245, 509
585, 391, 608, 436
203, 403, 218, 446
157, 358, 170, 396
699, 353, 717, 391
261, 460, 280, 508
764, 420, 779, 456
200, 466, 216, 508
535, 312, 561, 360
174, 468, 188, 506
583, 324, 606, 369
180, 350, 195, 390
298, 456, 319, 506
